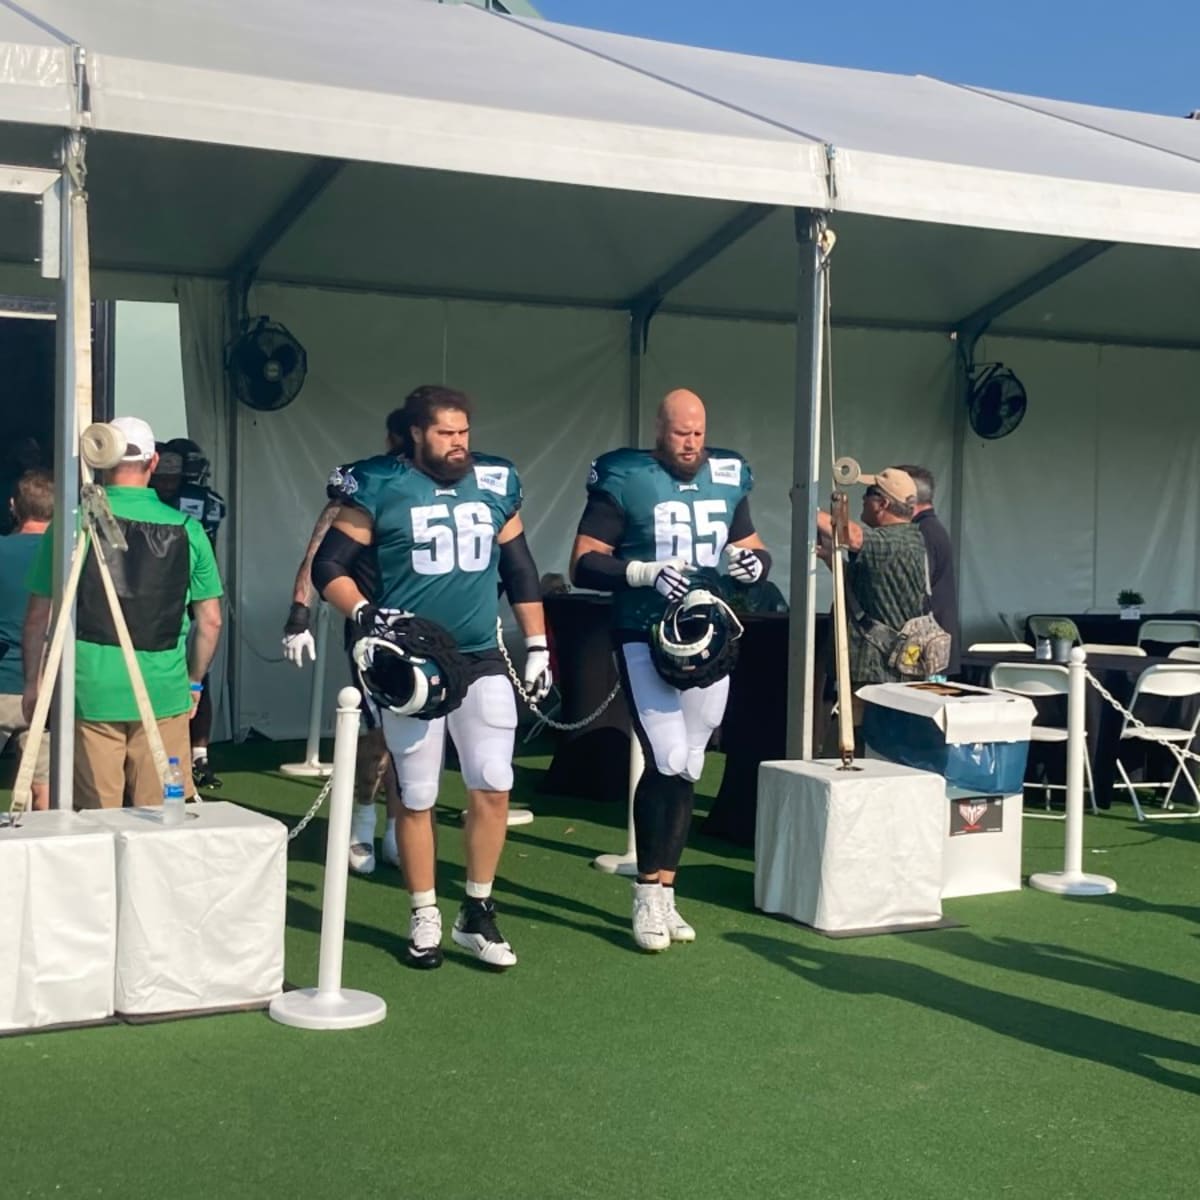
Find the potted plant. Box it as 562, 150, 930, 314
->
1047, 620, 1076, 663
1117, 589, 1144, 621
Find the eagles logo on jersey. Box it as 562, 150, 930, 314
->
335, 452, 522, 653
588, 447, 753, 633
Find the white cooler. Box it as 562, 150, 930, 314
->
81, 801, 287, 1015
859, 682, 1036, 899
0, 810, 116, 1032
755, 758, 945, 932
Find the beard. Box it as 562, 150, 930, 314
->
417, 446, 474, 485
655, 437, 707, 480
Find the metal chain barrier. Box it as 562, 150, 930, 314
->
287, 775, 334, 842
1085, 668, 1200, 771
496, 621, 621, 732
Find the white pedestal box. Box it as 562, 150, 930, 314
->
0, 811, 116, 1032
941, 788, 1024, 899
755, 759, 945, 933
81, 802, 286, 1016
859, 682, 1035, 900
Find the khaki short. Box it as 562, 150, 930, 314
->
74, 713, 194, 809
0, 692, 50, 784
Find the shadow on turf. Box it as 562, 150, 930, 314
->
920, 932, 1200, 1018
726, 930, 1200, 1096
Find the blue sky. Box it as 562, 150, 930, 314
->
534, 1, 1199, 117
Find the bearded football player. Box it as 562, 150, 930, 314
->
314, 385, 551, 970
570, 389, 770, 951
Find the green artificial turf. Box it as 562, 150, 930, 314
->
2, 741, 1198, 1199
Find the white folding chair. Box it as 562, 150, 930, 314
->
1081, 644, 1146, 657
1113, 664, 1200, 821
969, 641, 1033, 654
989, 662, 1096, 818
1137, 619, 1200, 648
1169, 646, 1200, 663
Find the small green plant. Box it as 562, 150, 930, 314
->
1117, 589, 1144, 607
1047, 620, 1076, 640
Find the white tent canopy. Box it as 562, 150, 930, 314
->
1, 0, 1198, 745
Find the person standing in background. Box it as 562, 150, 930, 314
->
24, 417, 223, 808
897, 464, 960, 677
152, 437, 227, 787
0, 469, 52, 809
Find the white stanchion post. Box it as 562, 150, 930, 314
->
270, 687, 387, 1030
1031, 648, 1117, 897
592, 734, 642, 875
281, 604, 334, 778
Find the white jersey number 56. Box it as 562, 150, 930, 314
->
653, 499, 728, 567
411, 502, 494, 575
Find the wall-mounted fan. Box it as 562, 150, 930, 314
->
968, 362, 1026, 440
227, 317, 307, 412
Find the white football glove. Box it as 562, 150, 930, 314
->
522, 635, 553, 703
725, 545, 765, 584
282, 629, 317, 667
625, 559, 692, 602
282, 603, 317, 667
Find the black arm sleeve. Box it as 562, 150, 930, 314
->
576, 490, 627, 545
728, 496, 756, 543
312, 526, 364, 596
498, 532, 541, 605
573, 551, 630, 593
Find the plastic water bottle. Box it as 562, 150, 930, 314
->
162, 757, 186, 826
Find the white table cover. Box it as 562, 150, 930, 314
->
755, 759, 945, 932
0, 811, 116, 1031
81, 802, 286, 1015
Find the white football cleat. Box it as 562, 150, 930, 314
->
451, 899, 517, 969
632, 882, 670, 952
662, 887, 696, 943
348, 803, 377, 875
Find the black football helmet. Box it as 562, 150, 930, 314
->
352, 614, 469, 720
649, 583, 744, 690
164, 437, 209, 486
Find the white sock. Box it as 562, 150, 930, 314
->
385, 817, 396, 839
466, 879, 493, 901
191, 745, 206, 762
411, 889, 436, 910
662, 885, 676, 908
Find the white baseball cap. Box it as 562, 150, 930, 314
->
109, 416, 157, 463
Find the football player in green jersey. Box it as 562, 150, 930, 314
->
314, 386, 551, 970
570, 389, 771, 952
281, 408, 407, 876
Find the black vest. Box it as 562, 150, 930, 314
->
77, 518, 190, 652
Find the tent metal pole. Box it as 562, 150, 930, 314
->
50, 135, 89, 809
948, 333, 973, 595
627, 305, 649, 444
786, 209, 827, 761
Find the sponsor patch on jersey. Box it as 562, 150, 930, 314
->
327, 466, 358, 496
708, 457, 742, 486
474, 464, 510, 496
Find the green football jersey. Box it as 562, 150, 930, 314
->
587, 447, 753, 631
333, 453, 522, 652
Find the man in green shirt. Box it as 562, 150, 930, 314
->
22, 417, 224, 808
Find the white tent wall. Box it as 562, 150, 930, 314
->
641, 315, 957, 609
960, 336, 1200, 639
228, 283, 627, 739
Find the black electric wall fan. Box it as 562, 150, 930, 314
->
227, 317, 308, 412
967, 362, 1027, 439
